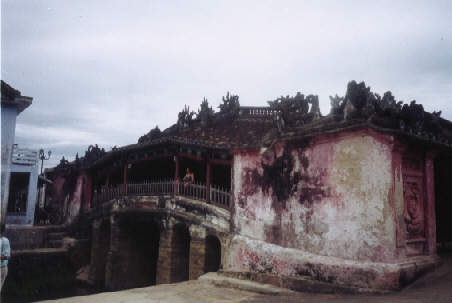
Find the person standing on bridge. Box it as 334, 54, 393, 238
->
0, 224, 11, 291
177, 168, 195, 188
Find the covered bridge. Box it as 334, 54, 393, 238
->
46, 81, 452, 292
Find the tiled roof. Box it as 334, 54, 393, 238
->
1, 80, 33, 114
51, 81, 452, 172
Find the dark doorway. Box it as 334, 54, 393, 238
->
204, 235, 221, 273
434, 152, 452, 251
7, 172, 30, 213
117, 219, 160, 288
171, 224, 191, 283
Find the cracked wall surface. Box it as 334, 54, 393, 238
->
231, 129, 396, 264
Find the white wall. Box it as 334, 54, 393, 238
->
1, 105, 18, 224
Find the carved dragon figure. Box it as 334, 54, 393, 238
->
197, 97, 215, 127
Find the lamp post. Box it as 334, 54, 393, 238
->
39, 149, 51, 175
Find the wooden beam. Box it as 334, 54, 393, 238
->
129, 152, 173, 164
179, 152, 203, 161
211, 158, 232, 165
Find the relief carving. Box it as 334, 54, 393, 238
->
403, 182, 424, 237
402, 157, 420, 172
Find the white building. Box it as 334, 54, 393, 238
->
1, 81, 39, 226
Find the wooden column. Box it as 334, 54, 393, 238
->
123, 163, 128, 195
206, 154, 211, 204
424, 150, 437, 256
174, 153, 179, 194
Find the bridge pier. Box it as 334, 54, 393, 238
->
84, 197, 230, 290
156, 224, 172, 285
88, 217, 111, 286
189, 226, 207, 281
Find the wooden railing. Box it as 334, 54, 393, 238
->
12, 146, 38, 166
92, 184, 123, 206
127, 179, 174, 196
92, 179, 231, 210
210, 184, 231, 210
177, 181, 207, 201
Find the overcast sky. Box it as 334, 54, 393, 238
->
2, 0, 452, 169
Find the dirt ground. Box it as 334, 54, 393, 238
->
26, 249, 451, 303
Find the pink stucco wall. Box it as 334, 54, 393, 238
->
231, 129, 397, 264
51, 174, 67, 211
66, 175, 84, 223
50, 172, 84, 223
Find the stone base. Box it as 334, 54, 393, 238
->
223, 236, 443, 292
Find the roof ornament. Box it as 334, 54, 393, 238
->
177, 105, 195, 130
218, 92, 240, 120
82, 144, 107, 167
138, 126, 161, 143
331, 80, 444, 140
197, 97, 215, 127
56, 156, 70, 169
268, 92, 321, 129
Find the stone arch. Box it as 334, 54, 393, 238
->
106, 217, 161, 289
204, 235, 222, 273
170, 223, 191, 283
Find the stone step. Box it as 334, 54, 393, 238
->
44, 225, 67, 234
46, 239, 63, 248
45, 232, 68, 241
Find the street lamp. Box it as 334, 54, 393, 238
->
39, 149, 51, 175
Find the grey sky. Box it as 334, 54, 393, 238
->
2, 0, 452, 169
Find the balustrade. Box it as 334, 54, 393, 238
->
12, 146, 39, 166
92, 179, 231, 209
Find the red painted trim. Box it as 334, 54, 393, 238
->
129, 153, 173, 164
424, 150, 438, 255
211, 158, 232, 165
179, 152, 203, 161
230, 148, 260, 155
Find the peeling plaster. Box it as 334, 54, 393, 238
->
232, 131, 396, 263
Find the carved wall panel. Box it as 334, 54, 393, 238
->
403, 178, 424, 238
402, 157, 420, 172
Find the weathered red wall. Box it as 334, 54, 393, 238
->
66, 175, 84, 223
231, 129, 396, 264
51, 174, 67, 211
50, 171, 87, 223
84, 173, 92, 210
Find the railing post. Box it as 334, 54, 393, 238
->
174, 153, 179, 195
123, 163, 128, 196
206, 153, 211, 204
